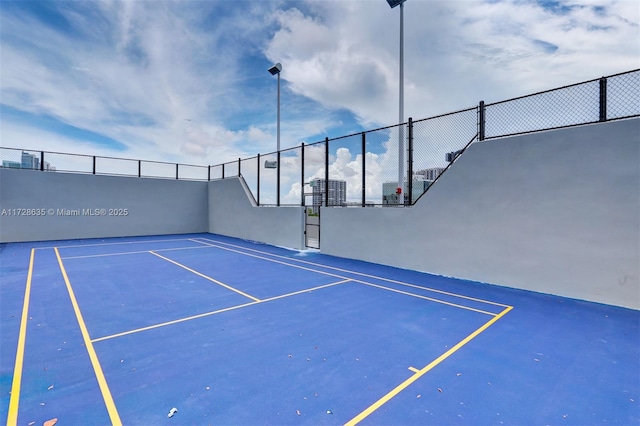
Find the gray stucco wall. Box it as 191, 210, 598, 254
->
208, 177, 305, 250
321, 118, 640, 310
0, 169, 208, 242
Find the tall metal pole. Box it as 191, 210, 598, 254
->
397, 2, 405, 205
277, 72, 281, 153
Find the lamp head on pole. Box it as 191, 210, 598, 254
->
267, 63, 282, 75
386, 0, 406, 8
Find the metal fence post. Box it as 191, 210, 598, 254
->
277, 151, 281, 207
222, 163, 225, 179
361, 132, 366, 207
324, 137, 329, 207
407, 117, 413, 205
478, 101, 486, 141
93, 156, 96, 175
208, 165, 211, 181
301, 143, 305, 206
40, 151, 44, 171
138, 160, 141, 177
257, 154, 261, 206
599, 77, 607, 122
176, 163, 179, 179
238, 157, 241, 176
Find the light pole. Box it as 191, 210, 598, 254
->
386, 0, 406, 205
268, 63, 282, 153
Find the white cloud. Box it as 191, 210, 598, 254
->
1, 0, 638, 179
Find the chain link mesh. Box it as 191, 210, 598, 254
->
365, 125, 399, 206
485, 80, 600, 138
3, 70, 638, 206
301, 141, 325, 210
608, 70, 640, 120
327, 133, 362, 206
259, 152, 278, 205
279, 146, 302, 206
240, 156, 259, 201
412, 108, 477, 203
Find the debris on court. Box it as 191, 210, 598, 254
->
417, 394, 421, 398
437, 388, 443, 393
47, 384, 54, 390
326, 410, 333, 414
296, 410, 301, 416
167, 407, 178, 418
43, 418, 58, 426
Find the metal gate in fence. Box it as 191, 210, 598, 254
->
304, 194, 320, 249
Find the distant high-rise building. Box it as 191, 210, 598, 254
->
382, 179, 432, 205
21, 151, 40, 170
2, 160, 21, 169
414, 167, 445, 181
310, 179, 346, 211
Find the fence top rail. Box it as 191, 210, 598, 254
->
4, 68, 638, 173
412, 105, 478, 124
0, 146, 209, 169
486, 68, 639, 108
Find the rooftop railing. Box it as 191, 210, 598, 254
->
2, 69, 638, 207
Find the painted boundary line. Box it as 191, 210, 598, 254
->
54, 247, 122, 425
344, 305, 514, 426
192, 238, 504, 314
6, 248, 35, 426
91, 279, 351, 343
193, 237, 510, 309
61, 244, 211, 260
56, 236, 507, 313
149, 250, 261, 302
39, 237, 199, 250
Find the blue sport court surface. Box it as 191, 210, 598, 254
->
1, 233, 638, 425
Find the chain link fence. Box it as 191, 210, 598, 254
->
3, 69, 638, 205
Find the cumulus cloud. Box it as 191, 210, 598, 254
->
1, 0, 637, 174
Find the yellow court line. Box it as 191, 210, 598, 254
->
92, 279, 351, 343
355, 281, 497, 316
54, 247, 122, 426
195, 237, 510, 308
345, 305, 513, 426
6, 248, 35, 426
149, 250, 261, 302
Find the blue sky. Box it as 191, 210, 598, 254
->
1, 0, 638, 170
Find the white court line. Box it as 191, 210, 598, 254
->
193, 237, 510, 309
62, 245, 211, 260
91, 279, 351, 342
39, 237, 201, 250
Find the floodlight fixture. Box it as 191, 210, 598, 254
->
386, 0, 406, 9
268, 63, 282, 75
